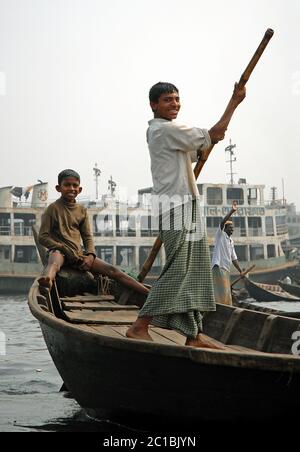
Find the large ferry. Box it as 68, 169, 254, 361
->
0, 176, 298, 293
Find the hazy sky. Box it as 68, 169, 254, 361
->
0, 0, 300, 207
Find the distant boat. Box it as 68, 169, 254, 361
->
244, 278, 300, 302
278, 281, 300, 298
236, 299, 300, 319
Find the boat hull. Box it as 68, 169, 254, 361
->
245, 279, 300, 302
38, 317, 300, 426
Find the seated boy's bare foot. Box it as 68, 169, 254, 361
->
185, 334, 226, 350
126, 326, 153, 342
38, 276, 53, 291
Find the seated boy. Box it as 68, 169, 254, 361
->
38, 169, 149, 295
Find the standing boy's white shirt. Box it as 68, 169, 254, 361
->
147, 119, 211, 215
211, 226, 238, 272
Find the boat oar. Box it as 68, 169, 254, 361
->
231, 265, 256, 289
138, 29, 274, 284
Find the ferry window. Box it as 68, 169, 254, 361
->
141, 216, 159, 237
95, 246, 113, 264
248, 217, 262, 236
0, 246, 11, 261
248, 217, 262, 228
116, 215, 136, 237
206, 217, 222, 228
249, 244, 264, 260
226, 188, 244, 205
247, 188, 257, 199
29, 247, 38, 262
93, 214, 113, 236
116, 246, 135, 267
14, 246, 38, 263
265, 217, 274, 236
247, 188, 260, 205
139, 247, 162, 274
232, 217, 246, 236
276, 216, 286, 225
275, 216, 287, 235
140, 215, 148, 228
207, 187, 223, 205
13, 213, 35, 236
267, 244, 276, 258
0, 213, 10, 236
234, 245, 247, 261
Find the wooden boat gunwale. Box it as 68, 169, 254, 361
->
28, 281, 300, 373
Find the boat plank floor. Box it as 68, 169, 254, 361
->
62, 301, 139, 311
110, 325, 180, 345
88, 325, 126, 338
74, 324, 268, 353
90, 324, 235, 350
151, 327, 186, 345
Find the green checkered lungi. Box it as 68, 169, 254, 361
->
139, 201, 216, 339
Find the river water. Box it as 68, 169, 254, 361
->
0, 295, 139, 433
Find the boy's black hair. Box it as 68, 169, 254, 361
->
149, 82, 179, 103
58, 169, 80, 185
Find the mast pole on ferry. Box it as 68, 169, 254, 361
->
225, 139, 237, 185
93, 163, 101, 200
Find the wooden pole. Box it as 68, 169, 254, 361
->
193, 28, 274, 179
231, 265, 256, 289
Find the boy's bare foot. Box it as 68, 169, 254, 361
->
185, 334, 226, 350
38, 276, 53, 291
126, 326, 153, 342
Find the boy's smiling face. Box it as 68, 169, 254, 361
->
150, 91, 181, 121
56, 176, 82, 202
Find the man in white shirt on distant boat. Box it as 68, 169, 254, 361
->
211, 201, 243, 305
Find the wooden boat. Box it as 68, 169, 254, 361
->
278, 281, 300, 298
244, 278, 300, 302
28, 270, 300, 427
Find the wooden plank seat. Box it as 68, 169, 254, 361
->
61, 293, 139, 323
61, 294, 115, 302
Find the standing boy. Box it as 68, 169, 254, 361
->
211, 201, 243, 305
38, 169, 149, 295
126, 81, 246, 347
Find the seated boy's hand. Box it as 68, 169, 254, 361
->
78, 254, 95, 271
